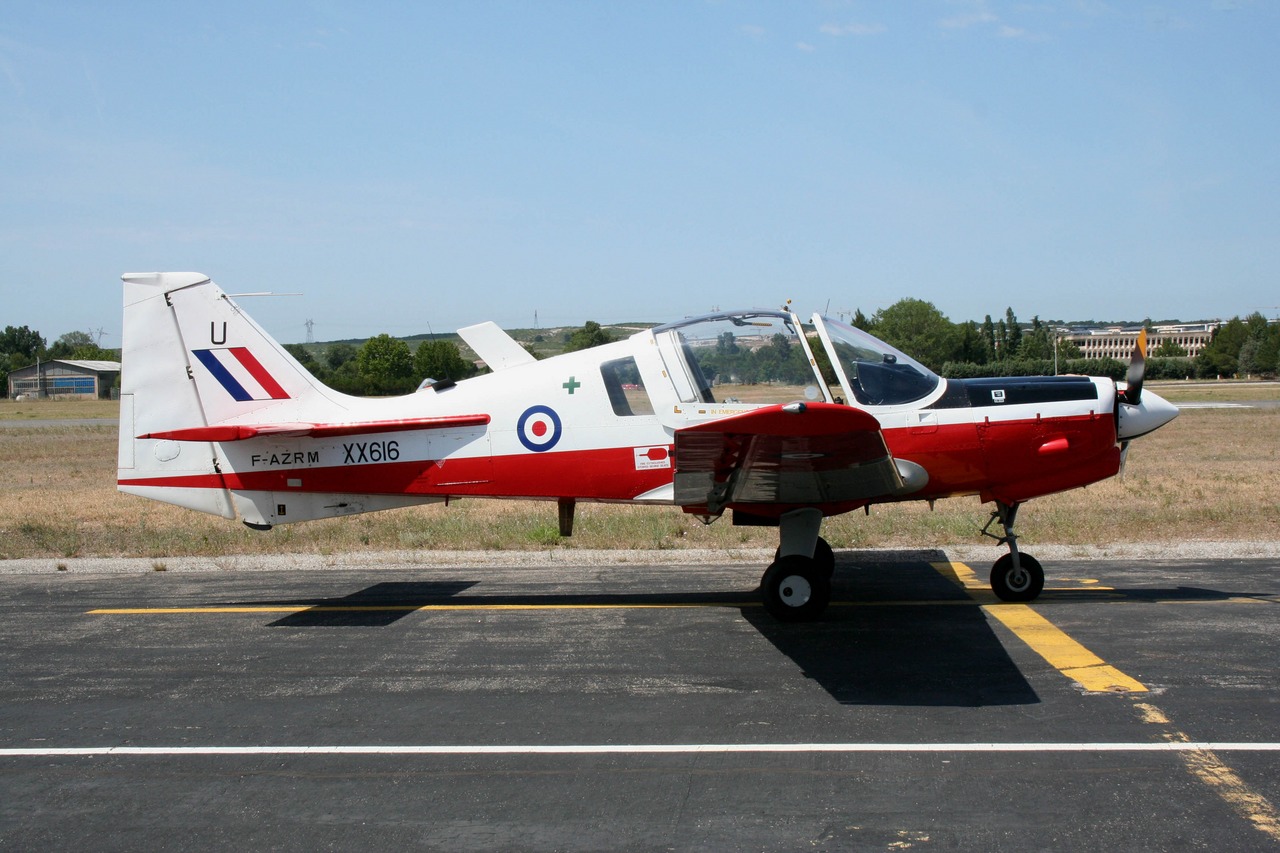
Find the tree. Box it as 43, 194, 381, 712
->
1056, 337, 1082, 360
564, 321, 613, 352
1196, 317, 1248, 378
1245, 312, 1279, 376
283, 343, 323, 379
414, 339, 472, 381
1238, 338, 1262, 377
357, 334, 414, 395
956, 321, 989, 364
325, 343, 357, 371
1004, 307, 1022, 359
869, 298, 959, 371
980, 315, 997, 360
45, 330, 115, 361
48, 331, 95, 359
0, 325, 45, 361
1152, 339, 1187, 358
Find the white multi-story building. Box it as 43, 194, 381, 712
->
1065, 323, 1219, 360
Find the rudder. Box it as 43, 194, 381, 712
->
116, 272, 339, 519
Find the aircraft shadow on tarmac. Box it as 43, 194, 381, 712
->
743, 550, 1039, 707
221, 551, 1046, 707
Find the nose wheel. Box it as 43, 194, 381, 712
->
982, 501, 1045, 603
990, 552, 1044, 602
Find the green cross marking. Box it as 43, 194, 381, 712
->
563, 376, 581, 394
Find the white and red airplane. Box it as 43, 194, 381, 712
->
117, 272, 1178, 620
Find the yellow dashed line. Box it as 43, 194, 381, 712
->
1134, 703, 1280, 843
930, 561, 1146, 694
981, 604, 1147, 693
87, 603, 750, 615
931, 560, 987, 591
937, 565, 1279, 840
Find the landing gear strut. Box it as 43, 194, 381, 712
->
760, 508, 832, 622
981, 501, 1045, 602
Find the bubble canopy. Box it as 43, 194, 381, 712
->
647, 309, 941, 408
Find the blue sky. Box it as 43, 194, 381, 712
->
2, 1, 1276, 346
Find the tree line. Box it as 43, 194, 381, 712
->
5, 302, 1276, 399
280, 321, 614, 396
854, 299, 1279, 382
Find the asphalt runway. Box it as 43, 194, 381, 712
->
2, 552, 1278, 851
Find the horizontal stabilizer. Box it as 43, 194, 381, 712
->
141, 414, 491, 442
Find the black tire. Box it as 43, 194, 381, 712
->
761, 555, 831, 622
990, 553, 1044, 602
773, 537, 837, 578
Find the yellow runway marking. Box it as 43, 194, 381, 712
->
1134, 703, 1280, 843
87, 603, 754, 615
981, 604, 1147, 693
930, 561, 1147, 693
940, 563, 1277, 840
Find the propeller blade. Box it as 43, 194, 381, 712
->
1118, 440, 1131, 478
1122, 329, 1147, 405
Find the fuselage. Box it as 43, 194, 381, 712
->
117, 281, 1177, 529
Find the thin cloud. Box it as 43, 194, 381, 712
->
937, 1, 1046, 40
819, 22, 887, 37
937, 1, 999, 30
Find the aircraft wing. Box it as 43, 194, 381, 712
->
139, 414, 491, 442
673, 402, 902, 514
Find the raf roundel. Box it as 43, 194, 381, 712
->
517, 405, 563, 453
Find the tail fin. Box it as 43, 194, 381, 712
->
116, 272, 340, 519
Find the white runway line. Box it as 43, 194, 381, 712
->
4, 742, 1280, 757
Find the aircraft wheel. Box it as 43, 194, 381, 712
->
773, 537, 836, 578
761, 555, 831, 622
990, 553, 1044, 602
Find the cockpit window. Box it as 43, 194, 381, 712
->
600, 357, 654, 416
816, 316, 940, 406
651, 311, 823, 405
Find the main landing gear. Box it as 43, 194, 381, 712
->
760, 508, 835, 622
982, 501, 1045, 602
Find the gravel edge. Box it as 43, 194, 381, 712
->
3, 541, 1277, 575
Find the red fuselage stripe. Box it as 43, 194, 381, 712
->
120, 412, 1120, 508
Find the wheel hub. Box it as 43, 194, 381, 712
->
778, 575, 812, 607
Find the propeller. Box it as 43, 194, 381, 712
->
1113, 328, 1179, 477
1121, 328, 1147, 406
1117, 329, 1147, 477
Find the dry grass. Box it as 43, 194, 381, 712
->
1149, 381, 1280, 404
1, 406, 1277, 559
0, 399, 119, 420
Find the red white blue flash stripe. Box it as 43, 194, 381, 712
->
192, 348, 290, 402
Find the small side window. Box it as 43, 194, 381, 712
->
600, 357, 654, 416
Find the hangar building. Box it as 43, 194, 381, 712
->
6, 359, 122, 400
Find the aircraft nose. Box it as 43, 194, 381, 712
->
1116, 389, 1179, 441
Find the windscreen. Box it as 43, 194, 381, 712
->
815, 316, 940, 406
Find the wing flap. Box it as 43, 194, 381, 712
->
673, 403, 902, 512
141, 414, 491, 442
